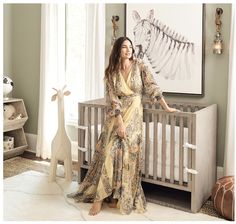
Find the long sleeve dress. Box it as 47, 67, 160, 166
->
67, 59, 163, 215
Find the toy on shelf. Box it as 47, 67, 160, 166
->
3, 76, 14, 99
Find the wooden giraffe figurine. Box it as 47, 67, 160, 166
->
49, 85, 72, 182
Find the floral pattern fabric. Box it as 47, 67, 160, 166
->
67, 59, 163, 214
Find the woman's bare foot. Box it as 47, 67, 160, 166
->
108, 198, 118, 208
89, 200, 103, 216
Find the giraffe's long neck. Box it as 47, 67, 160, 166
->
57, 97, 66, 133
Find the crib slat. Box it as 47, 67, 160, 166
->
187, 105, 192, 113
94, 107, 98, 147
187, 117, 192, 185
170, 115, 176, 184
152, 104, 155, 122
88, 107, 91, 164
78, 104, 85, 182
101, 108, 105, 128
161, 115, 166, 182
145, 113, 150, 178
191, 105, 195, 112
179, 117, 184, 185
153, 114, 158, 180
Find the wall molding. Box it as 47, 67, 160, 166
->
217, 166, 224, 180
25, 133, 37, 153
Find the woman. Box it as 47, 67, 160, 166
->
67, 37, 178, 216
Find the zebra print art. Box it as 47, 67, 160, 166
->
132, 9, 197, 81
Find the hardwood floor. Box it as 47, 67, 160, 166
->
21, 150, 48, 161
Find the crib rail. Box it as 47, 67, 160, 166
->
142, 98, 207, 112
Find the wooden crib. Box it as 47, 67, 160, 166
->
76, 98, 217, 213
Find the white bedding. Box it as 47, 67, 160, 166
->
83, 122, 189, 182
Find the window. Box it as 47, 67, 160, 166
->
65, 4, 86, 124
65, 4, 105, 125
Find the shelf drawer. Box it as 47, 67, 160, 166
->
4, 118, 28, 132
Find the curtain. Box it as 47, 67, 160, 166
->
36, 3, 105, 159
36, 4, 66, 159
84, 4, 105, 100
223, 5, 235, 176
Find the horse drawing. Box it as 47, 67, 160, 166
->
132, 9, 197, 80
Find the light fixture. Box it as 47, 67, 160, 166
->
111, 15, 119, 46
213, 8, 223, 55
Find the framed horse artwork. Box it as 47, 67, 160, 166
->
126, 4, 205, 95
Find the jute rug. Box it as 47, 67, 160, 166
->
3, 156, 78, 181
3, 156, 224, 220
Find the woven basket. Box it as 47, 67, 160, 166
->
212, 176, 234, 220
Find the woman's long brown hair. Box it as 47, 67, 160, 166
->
104, 37, 135, 86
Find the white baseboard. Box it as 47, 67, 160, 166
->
25, 133, 37, 153
217, 166, 224, 180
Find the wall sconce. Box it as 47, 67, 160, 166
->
213, 8, 223, 55
111, 15, 119, 47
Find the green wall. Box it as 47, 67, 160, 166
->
3, 4, 12, 77
3, 3, 232, 167
3, 4, 41, 134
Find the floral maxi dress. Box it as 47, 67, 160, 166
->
67, 59, 163, 215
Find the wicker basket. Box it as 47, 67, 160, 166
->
3, 136, 14, 151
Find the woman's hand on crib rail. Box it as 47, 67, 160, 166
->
159, 97, 180, 113
165, 107, 180, 113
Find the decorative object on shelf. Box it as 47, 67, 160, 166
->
213, 8, 223, 55
3, 104, 16, 120
49, 85, 73, 182
14, 113, 23, 119
3, 136, 14, 151
111, 15, 119, 47
3, 76, 14, 99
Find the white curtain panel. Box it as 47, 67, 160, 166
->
36, 4, 66, 159
84, 4, 105, 100
223, 5, 235, 176
36, 3, 105, 159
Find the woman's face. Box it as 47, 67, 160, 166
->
120, 40, 133, 60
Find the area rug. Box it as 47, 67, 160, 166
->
3, 157, 224, 220
3, 170, 225, 221
3, 156, 78, 181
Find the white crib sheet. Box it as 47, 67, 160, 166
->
142, 141, 188, 182
142, 122, 189, 182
